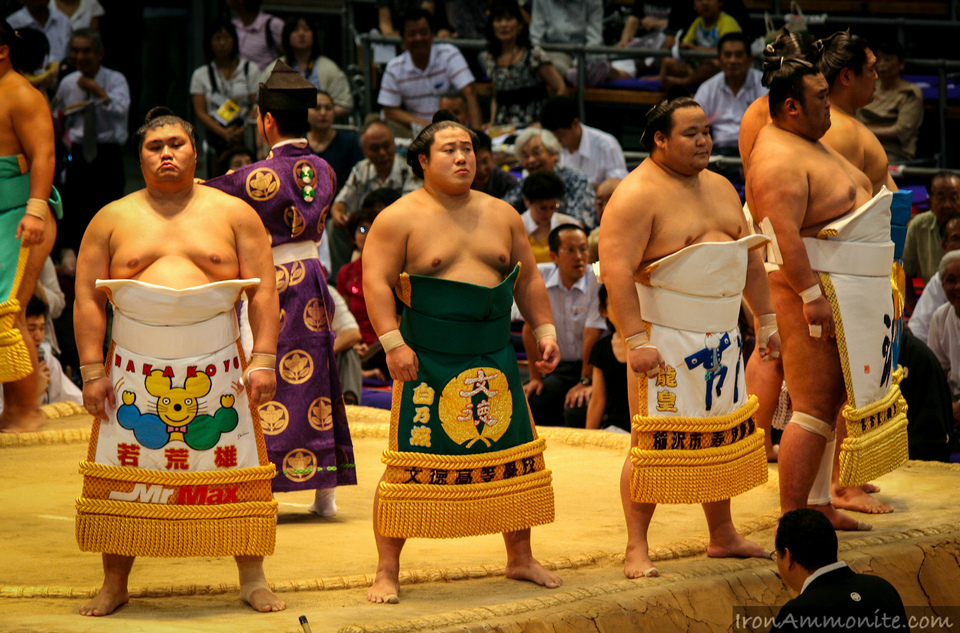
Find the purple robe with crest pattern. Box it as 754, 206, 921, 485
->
204, 141, 356, 493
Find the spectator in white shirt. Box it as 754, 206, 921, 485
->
908, 214, 960, 344
6, 0, 71, 65
519, 224, 606, 428
694, 32, 767, 154
25, 295, 81, 408
540, 96, 629, 187
377, 8, 482, 135
54, 27, 129, 257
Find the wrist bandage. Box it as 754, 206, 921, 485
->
625, 331, 656, 351
243, 353, 276, 382
80, 363, 106, 383
379, 329, 406, 352
533, 324, 556, 343
800, 284, 822, 303
25, 198, 48, 221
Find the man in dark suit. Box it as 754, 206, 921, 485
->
773, 509, 909, 632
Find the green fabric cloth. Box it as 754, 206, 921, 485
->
0, 155, 64, 301
396, 265, 535, 456
0, 155, 64, 216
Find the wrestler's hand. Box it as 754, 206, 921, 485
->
386, 344, 419, 382
16, 214, 44, 247
523, 378, 544, 397
628, 346, 666, 378
565, 383, 592, 408
535, 337, 560, 375
759, 331, 782, 362
246, 370, 276, 407
803, 296, 835, 340
83, 377, 115, 419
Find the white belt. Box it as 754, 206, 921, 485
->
636, 284, 742, 333
112, 310, 240, 359
273, 240, 320, 266
803, 238, 894, 277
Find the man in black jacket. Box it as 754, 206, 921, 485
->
773, 509, 909, 632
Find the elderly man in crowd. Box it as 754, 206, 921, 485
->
328, 120, 420, 278
903, 172, 960, 312
504, 128, 597, 229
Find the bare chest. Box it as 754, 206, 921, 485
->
803, 155, 871, 230
109, 214, 238, 281
644, 192, 743, 261
404, 215, 513, 284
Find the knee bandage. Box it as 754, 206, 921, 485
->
788, 412, 834, 506
789, 411, 832, 439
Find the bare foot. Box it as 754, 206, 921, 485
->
367, 570, 400, 604
706, 532, 768, 559
241, 585, 286, 612
811, 503, 873, 531
624, 543, 659, 578
861, 482, 880, 493
832, 485, 892, 514
505, 559, 562, 588
0, 408, 47, 433
79, 585, 129, 617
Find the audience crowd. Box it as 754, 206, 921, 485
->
3, 0, 957, 461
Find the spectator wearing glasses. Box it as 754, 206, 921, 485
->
518, 224, 605, 428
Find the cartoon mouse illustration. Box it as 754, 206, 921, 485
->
117, 369, 239, 451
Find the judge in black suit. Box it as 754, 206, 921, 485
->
773, 509, 909, 632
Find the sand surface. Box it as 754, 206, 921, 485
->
0, 408, 953, 633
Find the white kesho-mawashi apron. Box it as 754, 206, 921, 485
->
802, 187, 909, 486
76, 279, 277, 558
631, 234, 769, 504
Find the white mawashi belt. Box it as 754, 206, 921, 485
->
636, 284, 742, 333
112, 310, 240, 359
272, 240, 320, 266
803, 238, 894, 277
